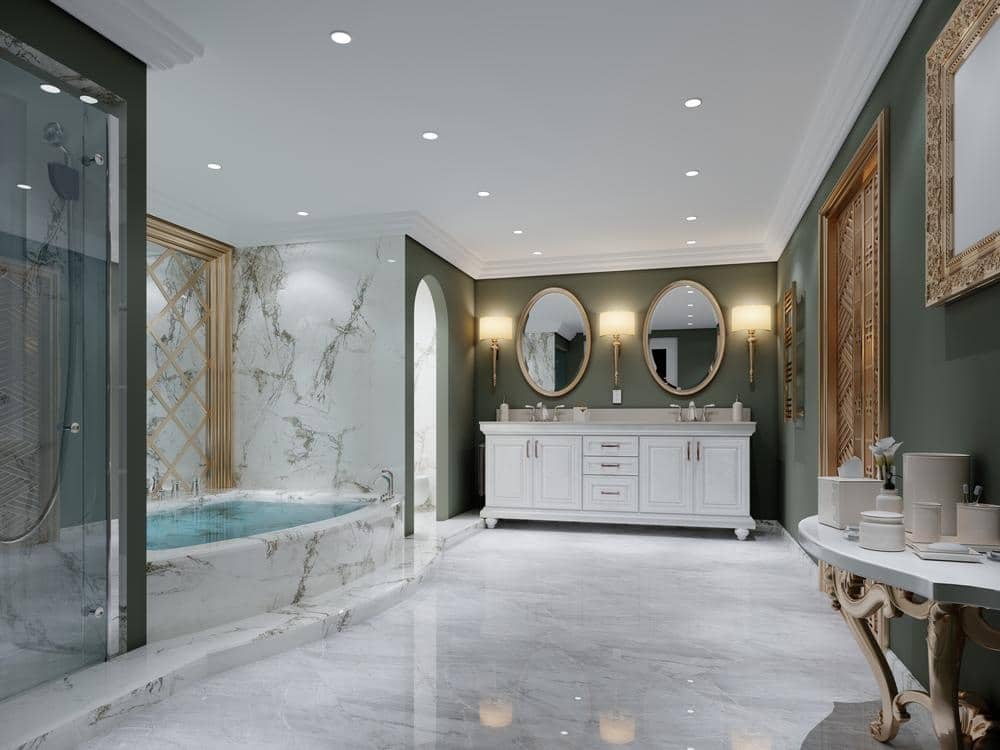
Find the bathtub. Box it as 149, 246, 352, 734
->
145, 490, 401, 642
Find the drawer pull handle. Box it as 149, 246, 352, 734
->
600, 443, 621, 448
600, 463, 621, 468
600, 490, 621, 496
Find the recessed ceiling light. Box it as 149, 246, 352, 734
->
686, 240, 697, 245
532, 250, 543, 256
296, 210, 309, 216
685, 170, 700, 177
207, 163, 222, 170
40, 84, 61, 94
687, 709, 696, 714
687, 303, 694, 307
573, 696, 582, 701
688, 322, 694, 326
687, 314, 694, 318
387, 258, 397, 263
421, 131, 439, 141
685, 216, 697, 222
16, 183, 31, 190
80, 94, 99, 105
330, 30, 352, 44
684, 97, 702, 108
477, 191, 491, 198
513, 229, 524, 235
687, 289, 694, 294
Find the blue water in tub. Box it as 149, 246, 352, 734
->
146, 498, 368, 550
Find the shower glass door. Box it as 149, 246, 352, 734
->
0, 54, 110, 701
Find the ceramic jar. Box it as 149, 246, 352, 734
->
859, 510, 905, 552
911, 501, 943, 543
956, 504, 1000, 546
875, 488, 903, 514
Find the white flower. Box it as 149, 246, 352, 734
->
869, 437, 902, 466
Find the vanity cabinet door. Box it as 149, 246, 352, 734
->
639, 437, 692, 513
486, 436, 532, 507
532, 436, 582, 509
691, 437, 747, 515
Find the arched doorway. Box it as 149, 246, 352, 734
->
412, 275, 448, 537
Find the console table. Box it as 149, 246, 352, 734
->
798, 516, 1000, 749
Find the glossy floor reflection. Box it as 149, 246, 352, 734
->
83, 523, 935, 749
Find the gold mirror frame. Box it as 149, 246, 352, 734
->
515, 287, 592, 398
641, 280, 726, 397
925, 0, 1000, 306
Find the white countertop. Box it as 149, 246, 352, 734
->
480, 420, 756, 436
798, 515, 1000, 609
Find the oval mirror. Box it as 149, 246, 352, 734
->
642, 280, 726, 396
516, 287, 591, 397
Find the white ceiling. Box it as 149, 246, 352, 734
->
57, 0, 919, 278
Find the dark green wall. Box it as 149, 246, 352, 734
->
0, 1, 147, 651
475, 263, 779, 519
405, 237, 477, 532
777, 0, 1000, 701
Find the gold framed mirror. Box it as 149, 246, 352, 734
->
515, 287, 591, 397
642, 280, 726, 396
925, 0, 1000, 306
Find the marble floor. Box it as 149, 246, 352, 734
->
80, 522, 935, 749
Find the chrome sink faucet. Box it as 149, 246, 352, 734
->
379, 468, 395, 501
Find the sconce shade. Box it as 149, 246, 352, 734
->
479, 316, 513, 341
599, 310, 636, 337
732, 305, 772, 332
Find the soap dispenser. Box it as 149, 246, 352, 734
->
687, 401, 697, 422
732, 394, 743, 422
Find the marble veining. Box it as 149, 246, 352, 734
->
231, 238, 404, 493
521, 331, 555, 392
413, 280, 436, 508
84, 524, 935, 749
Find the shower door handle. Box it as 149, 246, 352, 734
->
64, 422, 81, 434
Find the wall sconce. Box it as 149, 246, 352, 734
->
599, 710, 636, 745
479, 316, 513, 391
731, 305, 772, 385
598, 310, 635, 388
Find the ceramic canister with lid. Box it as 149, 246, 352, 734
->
911, 501, 942, 543
859, 510, 905, 552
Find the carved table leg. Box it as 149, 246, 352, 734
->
927, 603, 966, 750
839, 601, 905, 741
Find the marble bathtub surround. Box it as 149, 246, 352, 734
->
146, 495, 401, 642
232, 237, 404, 494
80, 523, 934, 749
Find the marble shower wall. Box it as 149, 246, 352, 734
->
412, 280, 436, 505
232, 237, 404, 494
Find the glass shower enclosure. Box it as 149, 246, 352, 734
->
0, 53, 112, 700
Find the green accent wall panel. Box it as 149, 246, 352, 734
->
777, 0, 1000, 702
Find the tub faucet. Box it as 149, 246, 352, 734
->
379, 468, 395, 501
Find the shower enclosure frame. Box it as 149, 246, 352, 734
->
146, 215, 234, 492
0, 28, 130, 689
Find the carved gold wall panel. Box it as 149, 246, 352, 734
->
146, 217, 233, 493
820, 111, 888, 480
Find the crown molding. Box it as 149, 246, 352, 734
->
763, 0, 921, 260
147, 187, 236, 246
476, 243, 772, 280
50, 0, 203, 70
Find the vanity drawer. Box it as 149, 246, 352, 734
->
583, 456, 639, 476
582, 476, 639, 512
583, 435, 638, 457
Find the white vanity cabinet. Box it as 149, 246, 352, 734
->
481, 410, 755, 539
485, 434, 582, 510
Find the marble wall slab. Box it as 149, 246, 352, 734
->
412, 280, 436, 507
231, 237, 404, 495
522, 332, 555, 392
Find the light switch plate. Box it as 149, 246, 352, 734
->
611, 389, 622, 404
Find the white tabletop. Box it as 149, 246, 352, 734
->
798, 515, 1000, 609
